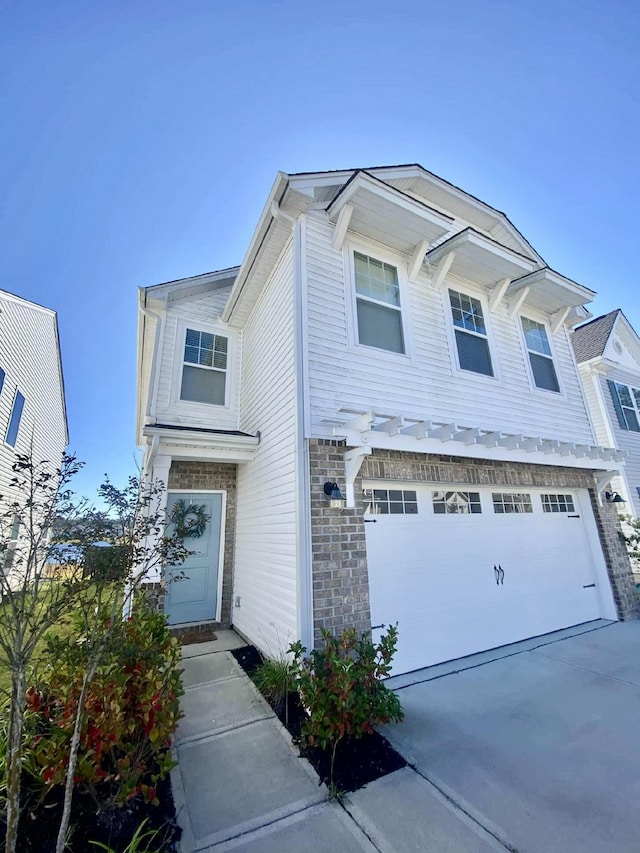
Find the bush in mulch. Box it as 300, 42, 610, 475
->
231, 637, 406, 793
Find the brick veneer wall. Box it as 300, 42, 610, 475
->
309, 440, 638, 645
166, 461, 237, 629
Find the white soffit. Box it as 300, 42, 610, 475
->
425, 228, 537, 287
508, 268, 595, 315
327, 171, 453, 254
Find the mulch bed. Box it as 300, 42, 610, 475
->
231, 645, 406, 792
10, 760, 180, 853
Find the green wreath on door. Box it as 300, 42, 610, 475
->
170, 499, 210, 539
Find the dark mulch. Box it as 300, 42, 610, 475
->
9, 762, 180, 853
230, 645, 406, 792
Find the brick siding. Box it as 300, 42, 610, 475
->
309, 440, 638, 645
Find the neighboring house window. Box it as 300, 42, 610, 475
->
432, 491, 482, 514
365, 489, 418, 514
5, 391, 25, 447
608, 380, 640, 432
448, 289, 493, 376
541, 494, 575, 513
492, 493, 533, 514
0, 367, 5, 395
180, 328, 228, 406
521, 317, 559, 392
353, 252, 405, 354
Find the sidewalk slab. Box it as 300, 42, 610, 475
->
176, 672, 271, 743
176, 717, 322, 848
208, 802, 376, 852
346, 768, 505, 853
181, 652, 243, 689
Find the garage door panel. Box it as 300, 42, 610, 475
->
365, 485, 602, 675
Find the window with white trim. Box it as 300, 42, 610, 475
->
448, 289, 493, 376
5, 391, 25, 448
180, 328, 228, 406
609, 381, 640, 432
541, 494, 575, 513
364, 489, 418, 514
492, 493, 533, 514
432, 491, 482, 514
354, 252, 405, 354
0, 367, 5, 396
521, 317, 559, 392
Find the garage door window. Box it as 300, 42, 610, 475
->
541, 494, 575, 513
432, 491, 482, 514
365, 489, 418, 514
492, 493, 533, 514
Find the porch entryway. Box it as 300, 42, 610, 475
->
165, 491, 224, 625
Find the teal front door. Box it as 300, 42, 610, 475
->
164, 492, 223, 625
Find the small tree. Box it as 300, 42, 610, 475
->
53, 473, 192, 853
620, 514, 640, 574
0, 451, 88, 853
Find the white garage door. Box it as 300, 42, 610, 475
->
364, 485, 604, 675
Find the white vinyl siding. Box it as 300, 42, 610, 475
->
305, 210, 595, 445
0, 294, 67, 501
154, 288, 241, 430
234, 239, 298, 656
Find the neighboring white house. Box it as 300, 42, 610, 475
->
0, 289, 68, 563
137, 164, 636, 675
573, 310, 640, 518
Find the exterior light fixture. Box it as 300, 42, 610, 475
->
605, 491, 626, 504
323, 481, 345, 508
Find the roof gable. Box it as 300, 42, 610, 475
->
572, 310, 620, 362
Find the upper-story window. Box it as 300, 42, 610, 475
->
353, 251, 405, 354
609, 380, 640, 432
180, 328, 228, 406
521, 317, 559, 393
0, 367, 5, 395
448, 289, 493, 376
5, 390, 25, 448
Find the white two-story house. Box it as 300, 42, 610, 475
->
0, 289, 68, 564
136, 164, 636, 675
573, 310, 640, 517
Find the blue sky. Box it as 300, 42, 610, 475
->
2, 0, 639, 498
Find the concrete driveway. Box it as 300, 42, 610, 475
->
384, 620, 640, 853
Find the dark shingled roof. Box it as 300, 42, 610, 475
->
572, 310, 620, 363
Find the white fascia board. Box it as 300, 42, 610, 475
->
426, 227, 536, 271
222, 172, 290, 324
327, 171, 453, 232
508, 268, 595, 314
143, 427, 259, 463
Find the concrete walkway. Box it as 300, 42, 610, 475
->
172, 631, 506, 852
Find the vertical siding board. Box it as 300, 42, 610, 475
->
233, 239, 298, 655
305, 210, 595, 444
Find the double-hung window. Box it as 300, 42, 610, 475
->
354, 251, 405, 354
608, 381, 640, 432
5, 391, 25, 448
521, 317, 559, 392
180, 328, 228, 406
448, 289, 493, 376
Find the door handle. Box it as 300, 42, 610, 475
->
582, 583, 596, 589
498, 564, 504, 585
494, 565, 500, 585
364, 519, 378, 523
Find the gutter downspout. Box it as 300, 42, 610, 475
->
274, 202, 314, 652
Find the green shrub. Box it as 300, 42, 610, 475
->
290, 625, 404, 782
24, 599, 183, 807
252, 656, 296, 725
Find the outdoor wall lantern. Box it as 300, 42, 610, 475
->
323, 481, 345, 509
605, 491, 626, 504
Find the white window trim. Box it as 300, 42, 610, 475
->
344, 237, 413, 361
613, 379, 640, 431
4, 387, 25, 449
518, 313, 565, 397
441, 278, 501, 384
171, 318, 236, 412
